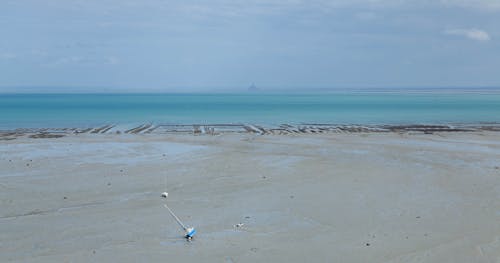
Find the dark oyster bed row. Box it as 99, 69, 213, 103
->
1, 123, 500, 140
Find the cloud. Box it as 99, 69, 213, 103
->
45, 56, 120, 67
105, 56, 120, 65
0, 52, 18, 60
444, 28, 491, 41
174, 0, 500, 16
355, 12, 379, 21
439, 0, 500, 11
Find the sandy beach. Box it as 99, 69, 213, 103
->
1, 132, 499, 262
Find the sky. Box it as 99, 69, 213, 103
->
1, 0, 500, 92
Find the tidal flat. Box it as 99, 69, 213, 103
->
1, 132, 499, 262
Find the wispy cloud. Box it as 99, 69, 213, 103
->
0, 52, 18, 60
45, 56, 120, 67
355, 12, 380, 21
439, 0, 500, 11
444, 28, 491, 41
173, 0, 500, 17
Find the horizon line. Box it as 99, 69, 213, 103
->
1, 85, 500, 94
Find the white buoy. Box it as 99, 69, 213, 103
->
161, 192, 168, 198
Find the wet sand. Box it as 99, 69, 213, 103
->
1, 132, 499, 262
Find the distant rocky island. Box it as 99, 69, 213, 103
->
248, 83, 259, 91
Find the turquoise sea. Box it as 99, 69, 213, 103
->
1, 92, 500, 129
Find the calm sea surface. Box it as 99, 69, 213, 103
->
1, 92, 500, 129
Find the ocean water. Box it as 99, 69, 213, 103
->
1, 92, 500, 129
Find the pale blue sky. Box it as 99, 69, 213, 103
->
1, 0, 499, 92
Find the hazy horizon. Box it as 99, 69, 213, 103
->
1, 1, 500, 92
1, 85, 500, 94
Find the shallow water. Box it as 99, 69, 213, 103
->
1, 92, 500, 128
